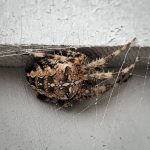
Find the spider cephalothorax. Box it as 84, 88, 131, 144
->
26, 38, 137, 107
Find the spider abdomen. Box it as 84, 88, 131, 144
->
26, 57, 85, 106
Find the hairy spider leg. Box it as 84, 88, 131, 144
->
81, 60, 138, 99
31, 47, 81, 58
79, 64, 135, 98
86, 38, 136, 69
83, 63, 136, 82
31, 49, 87, 65
77, 84, 113, 99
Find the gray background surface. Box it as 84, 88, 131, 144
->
1, 68, 150, 150
0, 0, 150, 150
0, 0, 150, 46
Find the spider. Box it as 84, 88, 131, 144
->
26, 38, 137, 107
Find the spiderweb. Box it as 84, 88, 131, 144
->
48, 45, 150, 149
1, 45, 150, 150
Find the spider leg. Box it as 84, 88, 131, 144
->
30, 48, 78, 58
83, 63, 136, 82
57, 49, 87, 65
57, 100, 73, 107
116, 64, 134, 83
86, 38, 136, 69
31, 49, 87, 65
31, 51, 69, 62
79, 84, 113, 98
80, 63, 136, 98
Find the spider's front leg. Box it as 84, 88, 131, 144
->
86, 38, 136, 69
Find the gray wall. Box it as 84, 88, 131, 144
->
1, 68, 150, 150
0, 0, 150, 46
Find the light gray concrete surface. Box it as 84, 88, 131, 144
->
0, 0, 150, 46
0, 67, 150, 150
